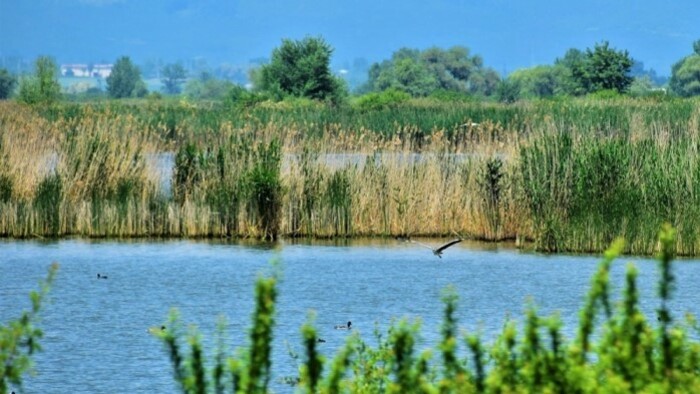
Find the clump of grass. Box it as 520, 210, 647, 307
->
33, 173, 63, 236
243, 139, 283, 241
479, 156, 505, 239
298, 147, 323, 236
325, 167, 353, 237
173, 143, 208, 203
0, 174, 13, 203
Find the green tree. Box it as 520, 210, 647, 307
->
362, 46, 500, 97
572, 41, 633, 94
256, 36, 346, 103
107, 56, 147, 98
392, 57, 439, 96
554, 48, 587, 95
161, 63, 187, 95
18, 56, 61, 104
670, 40, 700, 97
468, 68, 500, 96
0, 68, 17, 99
184, 71, 235, 100
495, 78, 521, 103
508, 65, 562, 98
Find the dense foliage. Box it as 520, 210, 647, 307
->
161, 63, 188, 95
254, 36, 346, 103
17, 56, 61, 105
155, 226, 700, 393
504, 65, 564, 99
107, 56, 147, 98
572, 41, 634, 94
184, 71, 236, 100
501, 42, 634, 101
362, 46, 500, 97
670, 40, 700, 97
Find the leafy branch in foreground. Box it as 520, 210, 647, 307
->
156, 226, 700, 393
0, 263, 58, 394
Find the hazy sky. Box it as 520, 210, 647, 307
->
1, 0, 699, 75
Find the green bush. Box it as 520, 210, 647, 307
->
353, 88, 411, 111
225, 85, 266, 108
18, 56, 61, 105
586, 88, 623, 100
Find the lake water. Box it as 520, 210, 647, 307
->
2, 238, 700, 393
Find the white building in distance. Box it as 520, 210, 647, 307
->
60, 64, 112, 78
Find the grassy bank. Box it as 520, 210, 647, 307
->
2, 97, 700, 254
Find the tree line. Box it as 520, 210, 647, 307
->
2, 37, 700, 103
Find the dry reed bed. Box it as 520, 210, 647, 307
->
3, 100, 700, 254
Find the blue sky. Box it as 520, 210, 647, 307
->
1, 0, 699, 76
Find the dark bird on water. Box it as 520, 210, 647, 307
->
401, 237, 463, 258
334, 321, 352, 330
97, 273, 108, 279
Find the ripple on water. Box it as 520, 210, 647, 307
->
1, 238, 699, 393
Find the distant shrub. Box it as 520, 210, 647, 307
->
353, 88, 411, 111
587, 88, 622, 100
18, 57, 61, 105
225, 85, 266, 108
147, 91, 163, 101
495, 79, 521, 103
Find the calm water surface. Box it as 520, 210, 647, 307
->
2, 238, 699, 393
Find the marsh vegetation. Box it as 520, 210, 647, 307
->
3, 97, 700, 254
